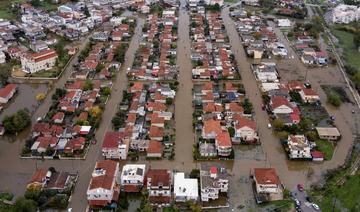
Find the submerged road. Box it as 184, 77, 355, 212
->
0, 17, 145, 212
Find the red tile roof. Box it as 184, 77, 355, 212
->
271, 96, 292, 109
147, 140, 162, 154
102, 132, 124, 149
254, 168, 280, 185
89, 160, 118, 190
29, 49, 57, 62
28, 168, 48, 184
216, 131, 232, 147
146, 169, 171, 187
0, 84, 17, 98
203, 119, 222, 135
149, 126, 164, 138
234, 115, 256, 130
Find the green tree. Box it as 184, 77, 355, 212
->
95, 63, 105, 73
241, 98, 253, 114
166, 98, 173, 105
30, 0, 40, 7
353, 31, 360, 49
228, 127, 235, 137
82, 79, 93, 91
3, 109, 31, 134
14, 197, 37, 212
100, 87, 111, 96
327, 91, 342, 107
272, 119, 284, 131
83, 6, 90, 17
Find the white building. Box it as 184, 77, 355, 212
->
204, 0, 224, 6
174, 172, 199, 202
200, 164, 229, 202
87, 160, 120, 208
287, 135, 311, 159
21, 49, 58, 74
330, 4, 360, 24
277, 19, 291, 27
120, 164, 146, 192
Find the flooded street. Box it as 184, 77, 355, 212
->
174, 0, 196, 169
222, 5, 360, 197
0, 3, 358, 212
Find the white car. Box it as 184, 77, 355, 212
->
267, 123, 272, 129
312, 203, 320, 210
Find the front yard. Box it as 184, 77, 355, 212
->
315, 139, 335, 160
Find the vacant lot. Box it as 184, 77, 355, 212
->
331, 27, 360, 71
315, 139, 335, 160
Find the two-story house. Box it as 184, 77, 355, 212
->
87, 160, 120, 208
120, 164, 146, 192
253, 168, 283, 203
200, 164, 229, 202
146, 169, 173, 207
102, 132, 129, 160
174, 172, 199, 202
287, 135, 311, 159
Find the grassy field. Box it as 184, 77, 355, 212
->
314, 173, 360, 211
311, 137, 360, 211
315, 139, 335, 160
0, 0, 25, 19
0, 0, 58, 19
331, 27, 360, 71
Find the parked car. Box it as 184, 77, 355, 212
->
312, 203, 320, 210
294, 199, 301, 206
267, 123, 272, 128
297, 184, 304, 191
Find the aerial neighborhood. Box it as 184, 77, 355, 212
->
0, 0, 360, 211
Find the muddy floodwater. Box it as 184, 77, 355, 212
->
0, 83, 49, 120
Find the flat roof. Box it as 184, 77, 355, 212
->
316, 127, 341, 137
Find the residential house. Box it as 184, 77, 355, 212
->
299, 88, 320, 103
202, 119, 222, 139
215, 131, 232, 157
52, 112, 65, 124
120, 164, 146, 192
316, 127, 341, 141
102, 132, 129, 160
253, 168, 283, 203
0, 84, 17, 104
146, 169, 172, 207
287, 135, 311, 159
200, 164, 229, 202
87, 160, 120, 208
233, 115, 258, 144
147, 140, 163, 158
174, 172, 199, 202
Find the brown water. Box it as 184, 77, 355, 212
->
0, 4, 358, 212
0, 83, 48, 120
221, 5, 359, 197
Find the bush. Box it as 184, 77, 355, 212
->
327, 91, 342, 107
3, 109, 31, 134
